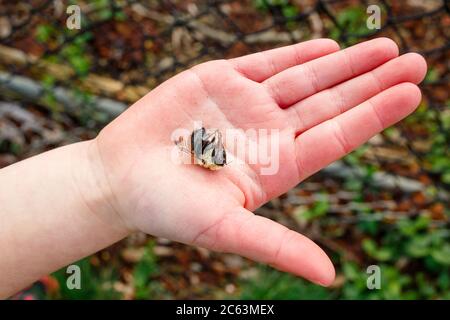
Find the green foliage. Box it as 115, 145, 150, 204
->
47, 242, 169, 300
342, 262, 417, 299
71, 89, 111, 128
346, 214, 449, 299
362, 239, 394, 262
32, 0, 129, 122
36, 24, 57, 43
35, 25, 94, 117
0, 140, 22, 155
294, 193, 329, 222
397, 215, 430, 236
239, 266, 333, 300
425, 68, 440, 83
343, 146, 376, 192
254, 0, 293, 11
61, 32, 93, 76
88, 0, 127, 21
330, 6, 369, 44
51, 258, 120, 299
395, 216, 447, 266
357, 219, 380, 236
405, 230, 450, 265
406, 99, 450, 186
132, 242, 166, 299
254, 0, 299, 28
40, 74, 63, 116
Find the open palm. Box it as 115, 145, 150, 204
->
96, 38, 426, 286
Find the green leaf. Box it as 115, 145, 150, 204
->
397, 215, 430, 236
36, 24, 55, 43
342, 262, 360, 280
282, 5, 299, 19
406, 236, 431, 257
239, 265, 332, 300
362, 239, 393, 261
431, 245, 450, 265
69, 55, 91, 76
425, 68, 439, 82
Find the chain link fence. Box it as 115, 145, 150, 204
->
0, 0, 449, 299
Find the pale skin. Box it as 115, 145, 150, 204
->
0, 38, 427, 298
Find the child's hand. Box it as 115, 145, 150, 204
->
93, 38, 426, 286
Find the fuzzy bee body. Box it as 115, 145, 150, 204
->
176, 127, 227, 170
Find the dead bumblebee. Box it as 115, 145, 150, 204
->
175, 127, 227, 170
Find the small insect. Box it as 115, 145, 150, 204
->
175, 127, 227, 170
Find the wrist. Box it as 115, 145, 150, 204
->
70, 139, 134, 236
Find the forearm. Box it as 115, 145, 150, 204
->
0, 140, 130, 298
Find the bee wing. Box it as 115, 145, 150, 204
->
175, 137, 192, 154
191, 128, 206, 157
202, 129, 221, 153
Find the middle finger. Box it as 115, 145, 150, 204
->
263, 38, 399, 108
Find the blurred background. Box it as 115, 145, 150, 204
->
0, 0, 448, 300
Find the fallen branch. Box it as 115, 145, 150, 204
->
322, 161, 449, 201
0, 71, 126, 118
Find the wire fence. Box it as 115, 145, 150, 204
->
0, 0, 449, 225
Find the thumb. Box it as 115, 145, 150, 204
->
193, 207, 335, 286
